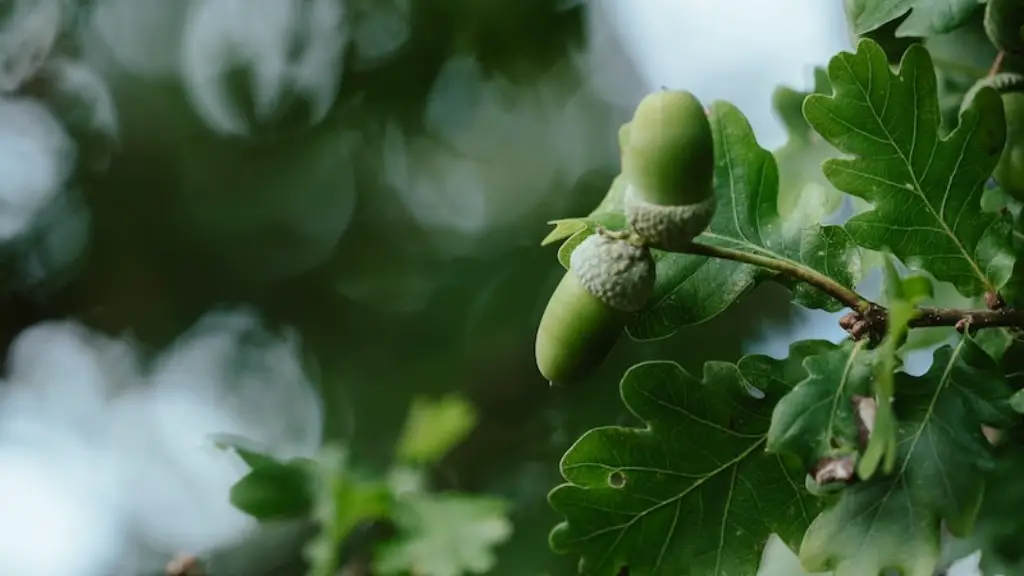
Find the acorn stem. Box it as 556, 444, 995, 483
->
990, 50, 1006, 78
679, 240, 871, 312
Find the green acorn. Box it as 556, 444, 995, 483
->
535, 233, 655, 385
962, 73, 1024, 201
621, 90, 716, 251
984, 0, 1024, 54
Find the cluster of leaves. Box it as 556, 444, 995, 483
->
223, 394, 512, 576
539, 2, 1024, 573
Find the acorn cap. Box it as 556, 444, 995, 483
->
569, 233, 655, 313
621, 90, 715, 207
625, 184, 716, 251
534, 234, 656, 384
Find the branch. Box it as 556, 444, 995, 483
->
678, 240, 1024, 340
910, 306, 1024, 331
680, 241, 871, 312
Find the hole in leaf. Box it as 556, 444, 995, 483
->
607, 470, 626, 488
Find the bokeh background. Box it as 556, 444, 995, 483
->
0, 0, 988, 574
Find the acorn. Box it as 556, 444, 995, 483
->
962, 73, 1024, 201
984, 0, 1024, 55
535, 232, 655, 385
621, 90, 717, 251
618, 121, 631, 150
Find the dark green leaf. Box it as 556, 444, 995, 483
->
767, 340, 876, 471
375, 493, 513, 576
858, 255, 920, 480
1000, 335, 1024, 388
804, 39, 1015, 299
229, 459, 316, 520
547, 340, 832, 575
845, 0, 983, 37
796, 336, 1014, 575
628, 102, 864, 340
967, 443, 1024, 575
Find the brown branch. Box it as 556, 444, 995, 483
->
910, 306, 1024, 331
677, 240, 1024, 342
679, 240, 871, 312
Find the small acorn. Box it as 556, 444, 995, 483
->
535, 232, 655, 385
962, 73, 1024, 201
621, 90, 716, 251
984, 0, 1024, 55
618, 121, 631, 150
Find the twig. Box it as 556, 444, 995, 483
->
680, 241, 871, 312
678, 240, 1024, 340
910, 306, 1024, 331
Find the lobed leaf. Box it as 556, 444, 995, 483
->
773, 68, 846, 222
374, 493, 513, 576
767, 340, 876, 472
804, 39, 1015, 299
547, 341, 833, 575
628, 102, 864, 340
845, 0, 984, 37
229, 456, 317, 520
965, 443, 1024, 575
794, 336, 1015, 575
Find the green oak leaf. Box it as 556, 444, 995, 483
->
304, 444, 393, 576
857, 255, 928, 480
773, 68, 846, 221
229, 454, 317, 521
374, 492, 513, 576
797, 336, 1015, 576
547, 340, 832, 576
396, 394, 478, 466
1001, 336, 1024, 389
968, 443, 1024, 575
541, 219, 587, 247
804, 39, 1015, 299
545, 175, 629, 268
629, 101, 863, 340
845, 0, 984, 37
767, 340, 876, 473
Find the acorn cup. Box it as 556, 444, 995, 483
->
622, 90, 717, 251
535, 232, 655, 385
962, 73, 1024, 202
